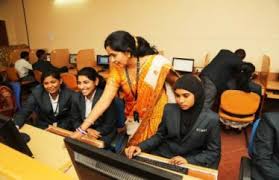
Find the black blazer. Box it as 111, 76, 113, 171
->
32, 59, 67, 74
71, 88, 117, 147
139, 104, 221, 169
201, 49, 242, 92
251, 112, 279, 180
14, 85, 74, 130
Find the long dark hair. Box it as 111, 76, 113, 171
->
77, 67, 106, 89
104, 30, 158, 57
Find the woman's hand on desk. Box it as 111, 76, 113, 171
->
87, 128, 101, 139
125, 146, 141, 159
169, 156, 188, 166
70, 131, 84, 139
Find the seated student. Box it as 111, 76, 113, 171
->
71, 67, 117, 147
251, 112, 279, 180
14, 70, 74, 129
14, 51, 35, 82
32, 49, 68, 74
125, 74, 221, 169
0, 74, 16, 117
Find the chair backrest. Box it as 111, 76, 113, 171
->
50, 49, 70, 68
220, 90, 261, 115
204, 53, 210, 67
6, 67, 19, 81
259, 54, 270, 88
8, 82, 21, 111
33, 70, 42, 83
29, 49, 38, 64
248, 118, 261, 157
60, 73, 78, 91
76, 49, 96, 70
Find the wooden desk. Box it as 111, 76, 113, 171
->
20, 124, 78, 179
267, 80, 279, 91
138, 153, 218, 180
266, 80, 279, 99
0, 143, 72, 180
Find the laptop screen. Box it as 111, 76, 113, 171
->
172, 57, 194, 73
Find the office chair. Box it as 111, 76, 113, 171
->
76, 49, 97, 70
258, 54, 270, 116
248, 118, 261, 157
8, 82, 22, 111
33, 70, 42, 83
6, 67, 35, 85
219, 90, 261, 146
28, 49, 38, 64
50, 49, 70, 68
60, 72, 78, 92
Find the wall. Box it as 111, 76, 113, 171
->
3, 0, 279, 71
0, 0, 28, 45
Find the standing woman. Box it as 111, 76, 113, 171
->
71, 67, 117, 147
14, 70, 74, 129
72, 30, 178, 146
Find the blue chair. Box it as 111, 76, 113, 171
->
239, 118, 261, 180
248, 118, 261, 157
9, 82, 21, 111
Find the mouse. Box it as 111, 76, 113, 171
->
20, 132, 31, 143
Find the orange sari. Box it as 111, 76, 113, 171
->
107, 55, 171, 145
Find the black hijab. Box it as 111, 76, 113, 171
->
174, 74, 205, 135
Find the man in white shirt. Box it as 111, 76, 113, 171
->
15, 51, 35, 81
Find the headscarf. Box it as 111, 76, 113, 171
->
174, 74, 205, 135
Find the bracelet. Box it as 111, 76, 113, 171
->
76, 127, 87, 135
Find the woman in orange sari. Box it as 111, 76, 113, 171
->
72, 30, 178, 146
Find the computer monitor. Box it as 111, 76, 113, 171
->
172, 57, 194, 73
64, 137, 183, 180
0, 114, 33, 157
97, 55, 109, 69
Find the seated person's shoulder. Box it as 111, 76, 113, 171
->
263, 112, 279, 127
202, 108, 219, 123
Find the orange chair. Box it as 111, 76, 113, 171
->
29, 49, 38, 64
6, 67, 19, 82
60, 73, 78, 92
76, 49, 97, 70
50, 49, 70, 68
219, 90, 261, 145
33, 70, 42, 83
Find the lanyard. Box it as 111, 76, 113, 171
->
125, 57, 140, 101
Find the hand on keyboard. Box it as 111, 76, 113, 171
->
125, 146, 142, 159
169, 156, 188, 166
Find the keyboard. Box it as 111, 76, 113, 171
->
133, 156, 188, 174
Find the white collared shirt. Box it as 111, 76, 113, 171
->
49, 94, 59, 116
85, 90, 96, 118
14, 58, 33, 78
